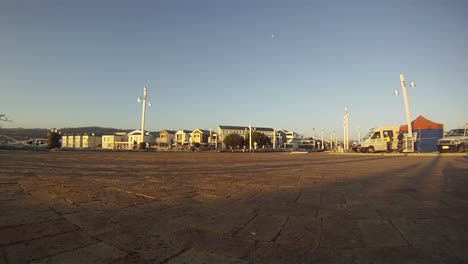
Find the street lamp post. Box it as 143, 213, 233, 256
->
249, 122, 252, 151
137, 86, 152, 148
396, 73, 416, 152
343, 107, 349, 151
321, 130, 324, 150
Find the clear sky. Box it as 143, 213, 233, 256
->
1, 0, 467, 140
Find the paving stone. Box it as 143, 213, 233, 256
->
46, 197, 83, 215
166, 248, 249, 264
276, 216, 321, 249
172, 206, 255, 235
250, 243, 353, 264
1, 152, 468, 264
0, 248, 6, 264
31, 242, 127, 264
110, 254, 152, 264
0, 195, 51, 212
0, 207, 61, 227
352, 245, 462, 264
85, 187, 153, 208
29, 190, 59, 202
390, 217, 446, 246
358, 219, 408, 247
59, 191, 95, 204
320, 217, 364, 249
296, 190, 321, 206
176, 227, 254, 259
234, 214, 287, 242
97, 223, 185, 262
3, 230, 98, 264
0, 219, 78, 245
63, 209, 116, 235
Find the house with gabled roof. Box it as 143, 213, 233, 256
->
175, 129, 192, 145
190, 129, 211, 145
158, 130, 176, 149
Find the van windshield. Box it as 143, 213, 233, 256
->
447, 129, 465, 136
364, 131, 374, 140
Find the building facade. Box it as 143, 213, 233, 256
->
82, 134, 102, 148
102, 132, 127, 149
190, 129, 210, 145
175, 129, 191, 145
157, 130, 176, 149
217, 125, 275, 149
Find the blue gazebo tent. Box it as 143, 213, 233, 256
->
400, 115, 444, 152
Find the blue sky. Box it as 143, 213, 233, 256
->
1, 0, 467, 140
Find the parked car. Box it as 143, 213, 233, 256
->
437, 125, 468, 153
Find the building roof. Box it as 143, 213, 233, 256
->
192, 129, 211, 134
160, 130, 177, 134
176, 129, 192, 134
253, 127, 274, 132
219, 125, 274, 132
219, 125, 249, 130
127, 130, 151, 136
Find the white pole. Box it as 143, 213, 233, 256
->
343, 121, 346, 151
321, 130, 324, 150
209, 128, 212, 146
344, 107, 349, 151
273, 129, 276, 149
400, 74, 413, 137
141, 86, 148, 145
249, 122, 252, 151
313, 128, 315, 139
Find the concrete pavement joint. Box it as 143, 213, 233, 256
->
387, 218, 412, 247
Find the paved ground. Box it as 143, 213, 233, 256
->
1, 151, 467, 264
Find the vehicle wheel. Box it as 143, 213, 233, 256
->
368, 146, 375, 153
458, 143, 466, 153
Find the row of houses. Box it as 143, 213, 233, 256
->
61, 125, 304, 150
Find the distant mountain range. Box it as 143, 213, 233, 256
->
0, 127, 146, 140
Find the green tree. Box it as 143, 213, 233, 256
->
223, 133, 245, 149
246, 131, 271, 148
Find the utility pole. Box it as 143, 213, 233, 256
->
273, 129, 276, 149
397, 73, 416, 152
249, 122, 252, 151
321, 130, 324, 150
344, 107, 349, 151
137, 86, 151, 148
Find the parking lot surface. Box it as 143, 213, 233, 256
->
1, 151, 467, 263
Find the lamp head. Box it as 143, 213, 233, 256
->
137, 97, 141, 103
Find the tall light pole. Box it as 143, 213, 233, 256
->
137, 86, 152, 147
273, 129, 276, 149
396, 73, 416, 152
344, 107, 349, 151
321, 130, 324, 150
249, 122, 252, 151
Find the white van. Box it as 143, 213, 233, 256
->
359, 125, 400, 153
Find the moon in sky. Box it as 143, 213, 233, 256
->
271, 34, 275, 38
